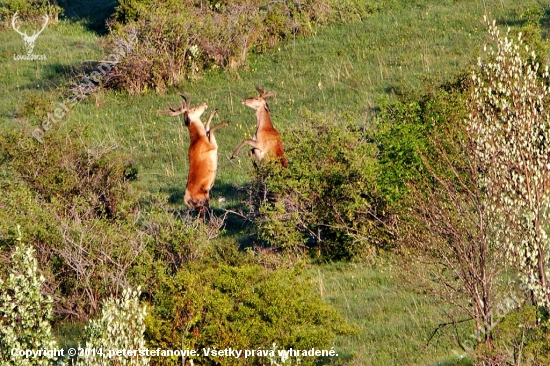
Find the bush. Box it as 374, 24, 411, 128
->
246, 112, 388, 261
484, 305, 550, 365
103, 0, 375, 93
0, 127, 234, 320
0, 166, 62, 252
0, 130, 137, 220
0, 129, 148, 319
138, 194, 227, 276
374, 81, 470, 208
468, 17, 550, 308
145, 262, 355, 366
76, 287, 149, 366
0, 0, 62, 26
0, 236, 63, 365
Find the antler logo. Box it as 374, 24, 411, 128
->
12, 12, 49, 56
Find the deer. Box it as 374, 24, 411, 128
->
12, 12, 49, 55
230, 86, 288, 167
158, 94, 228, 217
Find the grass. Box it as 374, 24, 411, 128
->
0, 18, 102, 132
2, 0, 548, 364
17, 0, 538, 199
313, 259, 475, 365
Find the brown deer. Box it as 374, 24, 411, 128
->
231, 86, 288, 167
158, 94, 228, 217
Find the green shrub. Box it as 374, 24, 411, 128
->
375, 81, 470, 208
145, 263, 354, 366
0, 129, 148, 319
103, 0, 375, 93
0, 129, 137, 220
484, 305, 550, 365
0, 166, 61, 252
246, 112, 388, 261
0, 236, 64, 365
76, 287, 149, 366
0, 0, 62, 26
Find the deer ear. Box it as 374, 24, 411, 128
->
255, 86, 265, 95
184, 111, 190, 126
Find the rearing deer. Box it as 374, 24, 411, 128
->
158, 95, 228, 217
231, 86, 288, 167
12, 12, 49, 55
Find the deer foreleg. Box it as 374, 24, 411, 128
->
205, 109, 217, 131
209, 121, 229, 133
207, 121, 229, 141
231, 139, 260, 159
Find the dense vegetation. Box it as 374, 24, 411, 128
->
103, 0, 377, 93
2, 0, 550, 365
0, 0, 62, 23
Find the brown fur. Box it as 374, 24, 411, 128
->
231, 86, 288, 167
158, 96, 228, 216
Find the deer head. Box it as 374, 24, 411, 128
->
255, 86, 277, 99
157, 94, 209, 127
12, 12, 49, 55
157, 94, 189, 116
241, 86, 277, 112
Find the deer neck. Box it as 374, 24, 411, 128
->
256, 108, 274, 130
188, 121, 206, 142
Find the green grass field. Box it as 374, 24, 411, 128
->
1, 0, 546, 364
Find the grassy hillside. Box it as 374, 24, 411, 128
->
52, 0, 522, 198
1, 0, 547, 364
3, 0, 541, 200
313, 260, 476, 365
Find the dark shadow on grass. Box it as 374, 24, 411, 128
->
165, 186, 184, 205
213, 181, 256, 251
164, 181, 257, 250
495, 6, 550, 36
314, 353, 355, 366
21, 63, 82, 91
59, 0, 118, 35
427, 358, 474, 366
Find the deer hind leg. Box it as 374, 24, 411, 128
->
248, 148, 259, 168
186, 196, 210, 219
196, 200, 209, 219
231, 139, 261, 159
